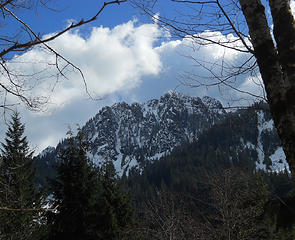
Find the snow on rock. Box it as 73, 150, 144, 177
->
270, 147, 289, 172
81, 92, 226, 176
256, 111, 266, 171
39, 146, 55, 158
255, 110, 290, 172
37, 96, 289, 177
202, 96, 225, 114
37, 96, 290, 177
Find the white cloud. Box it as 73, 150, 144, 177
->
49, 20, 162, 99
2, 19, 163, 112
0, 19, 265, 153
151, 30, 259, 105
291, 0, 295, 16
3, 1, 294, 152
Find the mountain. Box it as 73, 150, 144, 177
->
82, 92, 226, 174
36, 92, 225, 176
124, 102, 291, 203
35, 92, 289, 182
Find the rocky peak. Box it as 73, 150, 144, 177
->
39, 93, 225, 176
36, 94, 289, 180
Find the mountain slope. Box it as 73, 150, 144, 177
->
35, 93, 288, 181
36, 92, 225, 176
125, 103, 289, 200
80, 92, 225, 175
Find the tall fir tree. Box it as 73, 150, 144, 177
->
47, 130, 100, 240
47, 130, 133, 240
98, 160, 134, 240
0, 111, 44, 240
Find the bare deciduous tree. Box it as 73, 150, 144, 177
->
0, 0, 126, 112
133, 190, 198, 240
129, 169, 270, 240
196, 169, 270, 240
130, 0, 295, 179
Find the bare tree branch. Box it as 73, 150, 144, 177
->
0, 0, 126, 111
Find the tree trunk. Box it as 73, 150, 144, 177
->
240, 0, 295, 177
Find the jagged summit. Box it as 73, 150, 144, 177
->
37, 93, 225, 176
81, 92, 226, 175
36, 93, 288, 178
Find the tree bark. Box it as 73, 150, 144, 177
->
240, 0, 295, 177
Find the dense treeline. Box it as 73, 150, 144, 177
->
0, 112, 47, 239
125, 150, 295, 239
0, 113, 133, 240
124, 106, 262, 201
1, 111, 295, 239
124, 104, 295, 239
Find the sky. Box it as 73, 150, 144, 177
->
0, 0, 293, 154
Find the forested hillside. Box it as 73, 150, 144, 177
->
35, 94, 288, 185
1, 99, 295, 239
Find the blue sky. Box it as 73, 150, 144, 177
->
20, 1, 138, 31
1, 0, 291, 153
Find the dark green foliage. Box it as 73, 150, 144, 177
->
97, 161, 134, 239
47, 131, 101, 240
261, 171, 295, 239
126, 167, 272, 240
34, 149, 57, 188
47, 130, 133, 240
126, 108, 259, 201
124, 103, 295, 239
0, 112, 45, 240
126, 151, 295, 239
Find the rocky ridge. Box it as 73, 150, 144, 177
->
37, 92, 289, 178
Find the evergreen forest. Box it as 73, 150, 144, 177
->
1, 112, 295, 240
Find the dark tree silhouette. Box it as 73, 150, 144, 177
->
0, 112, 44, 240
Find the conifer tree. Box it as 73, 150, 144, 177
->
47, 130, 133, 240
47, 130, 101, 240
98, 161, 134, 239
0, 111, 44, 240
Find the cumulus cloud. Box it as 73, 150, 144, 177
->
0, 20, 166, 151
291, 0, 295, 15
0, 18, 267, 152
150, 30, 261, 106
2, 19, 163, 111
3, 1, 294, 152
51, 20, 162, 97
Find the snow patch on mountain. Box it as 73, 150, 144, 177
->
39, 146, 55, 158
256, 111, 266, 170
255, 110, 289, 172
270, 147, 289, 172
36, 95, 289, 178
202, 96, 225, 115
81, 92, 226, 176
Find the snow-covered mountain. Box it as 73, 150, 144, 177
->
80, 92, 225, 175
228, 107, 288, 172
36, 92, 225, 176
36, 92, 288, 179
